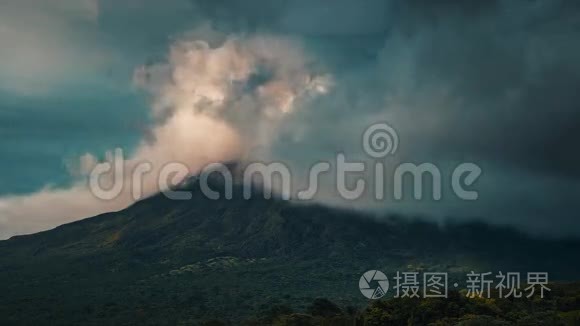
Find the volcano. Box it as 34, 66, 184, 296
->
1, 178, 579, 324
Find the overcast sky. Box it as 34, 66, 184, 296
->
0, 0, 579, 238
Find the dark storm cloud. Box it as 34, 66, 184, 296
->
182, 0, 580, 234
381, 0, 580, 179
190, 0, 390, 36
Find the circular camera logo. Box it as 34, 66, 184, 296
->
359, 270, 389, 299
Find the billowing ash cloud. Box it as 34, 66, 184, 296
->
1, 0, 579, 238
0, 34, 330, 239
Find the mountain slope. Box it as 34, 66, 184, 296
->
0, 180, 579, 324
